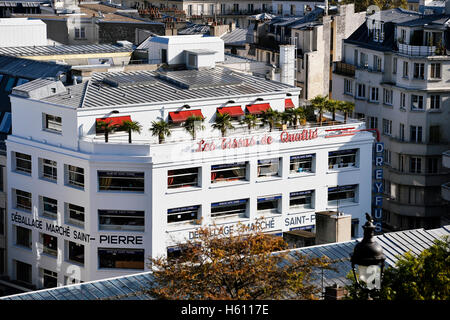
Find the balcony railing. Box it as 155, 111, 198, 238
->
396, 43, 437, 57
333, 61, 355, 77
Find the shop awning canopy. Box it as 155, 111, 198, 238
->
96, 115, 131, 127
246, 103, 271, 114
285, 98, 295, 109
169, 109, 204, 123
217, 106, 244, 117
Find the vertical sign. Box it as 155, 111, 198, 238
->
373, 142, 384, 234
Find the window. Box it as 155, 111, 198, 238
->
167, 205, 199, 224
65, 165, 84, 189
168, 167, 199, 189
410, 125, 423, 143
74, 27, 86, 39
430, 63, 441, 79
384, 149, 392, 165
356, 83, 366, 98
373, 55, 381, 71
403, 61, 409, 78
409, 157, 422, 173
66, 203, 85, 227
16, 261, 32, 284
382, 119, 392, 135
0, 209, 4, 235
400, 92, 406, 109
98, 171, 144, 192
359, 52, 368, 69
161, 48, 167, 64
41, 196, 57, 219
413, 63, 424, 79
42, 269, 58, 288
44, 114, 62, 133
40, 233, 57, 257
393, 57, 397, 74
328, 149, 358, 169
15, 189, 32, 212
289, 190, 313, 209
373, 22, 384, 42
399, 123, 405, 141
98, 248, 144, 270
430, 95, 440, 110
290, 4, 295, 15
289, 154, 314, 173
344, 78, 353, 94
328, 185, 357, 205
233, 3, 239, 12
399, 154, 405, 172
210, 4, 214, 14
383, 88, 393, 105
429, 125, 440, 143
99, 210, 145, 231
16, 226, 31, 248
211, 199, 247, 218
257, 158, 280, 177
368, 116, 378, 129
40, 158, 57, 182
220, 3, 225, 13
67, 241, 84, 265
211, 162, 247, 183
354, 49, 358, 65
426, 157, 439, 174
14, 152, 31, 175
369, 87, 379, 102
257, 195, 281, 213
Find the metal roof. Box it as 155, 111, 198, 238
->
2, 225, 448, 300
0, 44, 132, 57
221, 28, 248, 46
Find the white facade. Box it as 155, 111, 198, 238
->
0, 18, 47, 48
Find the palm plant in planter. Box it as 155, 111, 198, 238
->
150, 119, 171, 144
212, 112, 235, 137
337, 100, 355, 124
184, 115, 205, 140
96, 120, 117, 143
325, 99, 339, 122
240, 114, 259, 133
260, 108, 280, 132
119, 120, 142, 143
285, 107, 306, 129
310, 95, 328, 126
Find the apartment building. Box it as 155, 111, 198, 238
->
332, 7, 450, 231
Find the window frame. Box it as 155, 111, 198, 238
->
289, 190, 314, 210
43, 113, 62, 133
328, 149, 358, 169
98, 209, 145, 231
14, 152, 32, 175
14, 189, 32, 212
65, 165, 85, 189
98, 171, 145, 193
211, 199, 248, 218
327, 185, 358, 205
40, 158, 57, 182
167, 167, 199, 189
211, 162, 247, 184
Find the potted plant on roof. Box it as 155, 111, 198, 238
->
119, 120, 142, 144
284, 107, 306, 129
310, 95, 328, 126
337, 100, 355, 124
212, 112, 235, 137
184, 115, 205, 140
260, 108, 280, 132
240, 114, 259, 133
96, 119, 117, 143
150, 119, 171, 144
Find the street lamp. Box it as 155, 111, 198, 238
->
350, 213, 386, 295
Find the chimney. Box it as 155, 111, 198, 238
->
324, 0, 329, 16
324, 284, 348, 300
315, 211, 352, 245
279, 44, 295, 86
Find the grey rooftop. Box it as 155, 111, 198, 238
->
0, 44, 133, 57
1, 225, 448, 300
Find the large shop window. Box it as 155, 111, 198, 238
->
168, 167, 199, 189
289, 154, 314, 174
14, 189, 32, 212
211, 162, 247, 183
40, 158, 57, 182
328, 149, 358, 169
98, 210, 145, 231
66, 203, 85, 227
98, 171, 144, 192
289, 190, 314, 209
98, 248, 144, 270
42, 269, 58, 289
211, 199, 248, 218
41, 196, 57, 219
167, 205, 199, 223
257, 158, 280, 178
65, 165, 85, 189
257, 195, 281, 213
14, 152, 32, 175
67, 241, 84, 265
40, 233, 57, 257
328, 185, 358, 205
16, 260, 32, 284
16, 226, 31, 248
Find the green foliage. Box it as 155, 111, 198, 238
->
184, 115, 205, 140
212, 112, 235, 137
150, 119, 171, 144
119, 120, 142, 143
240, 114, 259, 132
340, 0, 407, 12
260, 108, 280, 132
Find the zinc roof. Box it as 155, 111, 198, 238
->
0, 44, 132, 57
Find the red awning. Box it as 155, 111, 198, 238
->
285, 98, 295, 109
217, 106, 244, 117
169, 109, 204, 123
96, 116, 131, 126
246, 103, 271, 114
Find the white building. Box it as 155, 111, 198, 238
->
6, 36, 374, 289
0, 18, 47, 48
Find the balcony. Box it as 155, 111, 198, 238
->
333, 61, 355, 77
442, 182, 450, 202
396, 43, 437, 57
443, 150, 450, 169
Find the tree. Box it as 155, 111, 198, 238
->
146, 223, 334, 300
310, 95, 328, 126
260, 108, 280, 132
212, 112, 235, 137
285, 107, 306, 129
240, 114, 259, 133
150, 119, 171, 144
339, 0, 407, 13
325, 99, 340, 122
184, 115, 205, 140
96, 119, 117, 143
337, 101, 355, 124
119, 120, 142, 144
345, 236, 450, 300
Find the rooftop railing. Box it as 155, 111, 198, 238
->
333, 61, 355, 77
396, 43, 437, 57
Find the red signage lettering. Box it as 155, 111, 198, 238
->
280, 129, 318, 143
